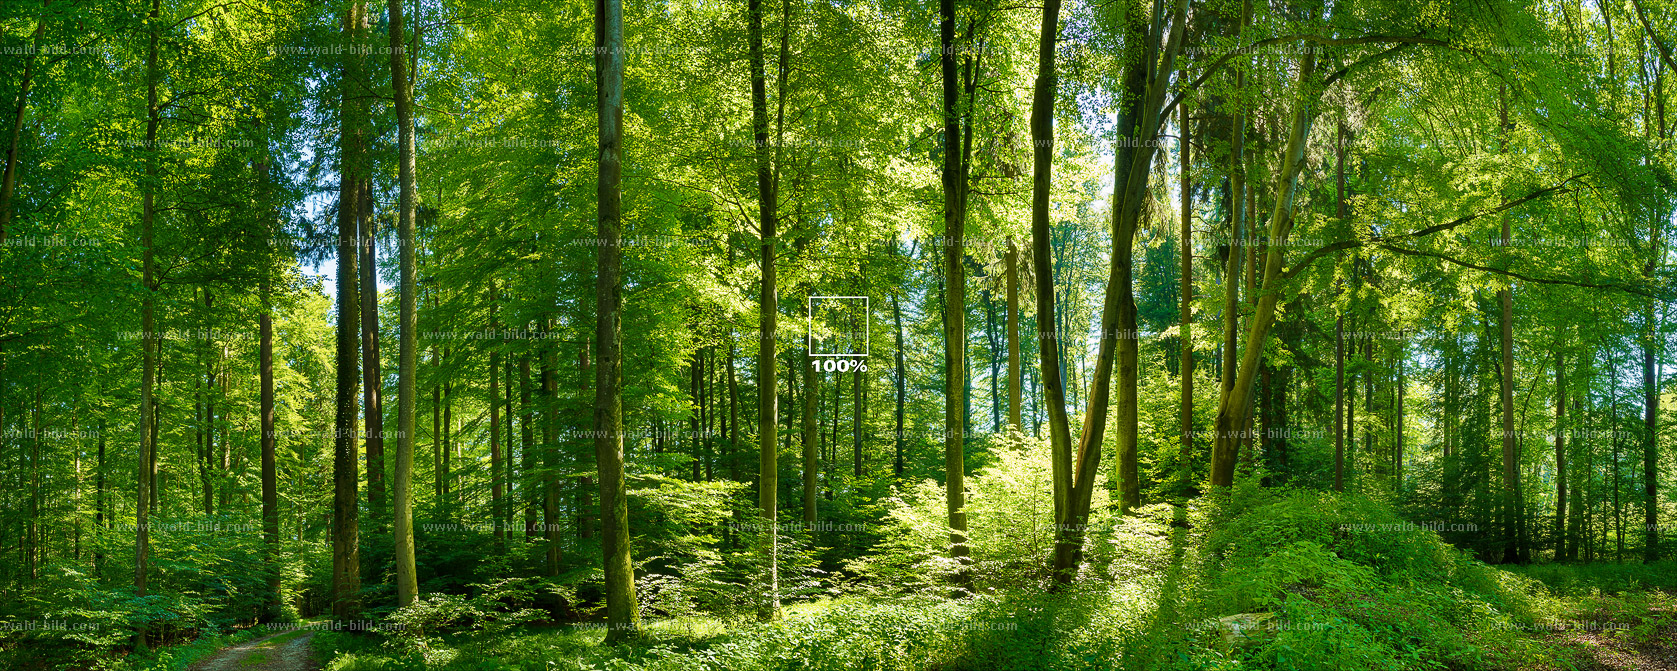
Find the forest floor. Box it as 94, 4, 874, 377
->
1551, 610, 1677, 671
1555, 628, 1677, 670
189, 630, 317, 671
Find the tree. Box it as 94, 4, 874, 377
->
593, 0, 638, 640
748, 0, 782, 620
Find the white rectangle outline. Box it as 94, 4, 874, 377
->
807, 295, 869, 357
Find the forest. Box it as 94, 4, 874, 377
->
2, 0, 1677, 667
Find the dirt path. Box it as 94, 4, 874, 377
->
189, 630, 316, 671
1552, 615, 1677, 671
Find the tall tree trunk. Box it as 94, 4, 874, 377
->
1395, 341, 1405, 487
578, 340, 594, 539
96, 419, 106, 574
1554, 347, 1567, 560
443, 355, 452, 507
202, 292, 217, 515
542, 351, 560, 575
1496, 94, 1526, 564
1031, 0, 1076, 586
489, 287, 503, 546
853, 364, 864, 477
390, 0, 418, 605
894, 294, 906, 477
1643, 213, 1662, 561
133, 0, 162, 648
1209, 44, 1316, 489
748, 0, 782, 620
257, 131, 281, 620
1007, 238, 1022, 431
332, 0, 367, 622
520, 355, 535, 540
729, 329, 740, 481
593, 0, 637, 635
803, 328, 818, 524
1069, 0, 1188, 579
1178, 97, 1194, 494
1207, 0, 1253, 489
987, 294, 1000, 432
939, 0, 971, 589
361, 191, 386, 524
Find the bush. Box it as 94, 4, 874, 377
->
849, 431, 1112, 592
1182, 489, 1557, 670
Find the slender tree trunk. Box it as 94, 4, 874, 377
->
578, 340, 594, 540
1007, 239, 1022, 431
361, 193, 386, 524
96, 419, 106, 574
1206, 0, 1254, 489
729, 330, 740, 481
332, 0, 367, 621
893, 294, 906, 477
803, 329, 818, 523
443, 355, 452, 507
1030, 0, 1079, 586
593, 0, 637, 634
1554, 347, 1567, 560
489, 287, 503, 546
853, 363, 864, 477
256, 138, 281, 620
520, 356, 535, 540
748, 0, 781, 620
1395, 336, 1404, 487
987, 294, 999, 432
1178, 97, 1195, 494
388, 0, 419, 610
542, 351, 560, 575
938, 0, 971, 588
1209, 45, 1316, 489
1643, 222, 1662, 561
1497, 228, 1525, 558
133, 0, 162, 648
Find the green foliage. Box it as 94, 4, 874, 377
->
1178, 490, 1559, 670
851, 431, 1113, 591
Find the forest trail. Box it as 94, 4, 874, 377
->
189, 630, 316, 671
1555, 609, 1677, 671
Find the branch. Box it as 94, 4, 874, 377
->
1628, 0, 1677, 75
1377, 243, 1666, 299
1161, 33, 1449, 123
1279, 174, 1586, 281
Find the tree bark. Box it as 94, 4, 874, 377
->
1007, 238, 1022, 431
361, 187, 385, 524
520, 355, 536, 540
893, 294, 906, 477
1178, 96, 1194, 494
1335, 314, 1344, 491
1209, 46, 1316, 489
1554, 347, 1567, 560
134, 0, 161, 646
1210, 0, 1252, 489
938, 0, 971, 587
542, 350, 560, 575
803, 328, 818, 523
748, 0, 781, 620
489, 286, 503, 546
332, 0, 367, 622
593, 0, 638, 635
1496, 92, 1528, 564
388, 0, 420, 594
